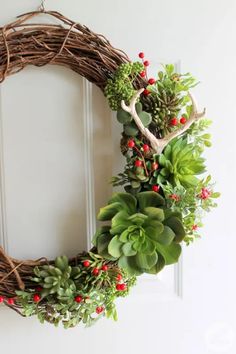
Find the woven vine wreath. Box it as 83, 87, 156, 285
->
0, 10, 220, 328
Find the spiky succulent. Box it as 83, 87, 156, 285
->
144, 64, 198, 137
157, 137, 206, 188
93, 192, 185, 275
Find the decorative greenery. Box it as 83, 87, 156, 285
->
144, 64, 198, 137
105, 62, 144, 110
117, 102, 152, 137
15, 253, 136, 328
93, 192, 185, 275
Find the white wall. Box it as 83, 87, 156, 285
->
0, 1, 236, 354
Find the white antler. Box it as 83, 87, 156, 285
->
121, 90, 206, 155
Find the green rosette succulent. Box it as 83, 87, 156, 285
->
93, 192, 185, 275
158, 137, 206, 188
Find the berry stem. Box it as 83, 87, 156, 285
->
133, 146, 149, 177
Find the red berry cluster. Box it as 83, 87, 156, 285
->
83, 260, 109, 276
127, 140, 151, 154
170, 116, 187, 126
115, 273, 126, 291
138, 52, 156, 96
199, 188, 211, 200
0, 296, 15, 305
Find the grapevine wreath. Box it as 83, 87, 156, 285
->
0, 9, 219, 328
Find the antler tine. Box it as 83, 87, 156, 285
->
121, 89, 161, 153
121, 90, 206, 155
160, 93, 206, 146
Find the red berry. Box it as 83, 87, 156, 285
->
116, 283, 126, 291
138, 52, 145, 59
101, 264, 108, 271
152, 162, 159, 170
116, 273, 122, 282
180, 117, 187, 124
148, 78, 156, 85
140, 71, 146, 78
0, 296, 4, 303
92, 267, 99, 276
199, 188, 211, 200
96, 306, 104, 314
116, 284, 121, 291
7, 298, 15, 305
36, 286, 43, 292
170, 118, 178, 126
169, 194, 180, 201
142, 144, 150, 152
152, 185, 160, 192
143, 89, 150, 96
135, 160, 142, 167
127, 139, 135, 148
143, 60, 150, 67
192, 224, 198, 231
83, 260, 90, 267
33, 294, 41, 303
75, 295, 83, 303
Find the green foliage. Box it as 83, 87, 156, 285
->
117, 102, 152, 137
145, 64, 198, 137
104, 62, 144, 110
93, 192, 185, 275
161, 175, 220, 244
158, 137, 206, 188
16, 254, 136, 328
186, 118, 212, 152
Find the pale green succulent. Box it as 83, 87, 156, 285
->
157, 137, 206, 188
93, 192, 185, 275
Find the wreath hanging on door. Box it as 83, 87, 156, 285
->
0, 10, 219, 328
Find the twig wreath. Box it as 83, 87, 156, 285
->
0, 9, 219, 328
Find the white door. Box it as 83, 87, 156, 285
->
0, 1, 235, 353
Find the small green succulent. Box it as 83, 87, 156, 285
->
32, 256, 78, 299
93, 192, 185, 275
104, 62, 144, 110
157, 137, 206, 188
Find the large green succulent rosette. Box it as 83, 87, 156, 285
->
158, 137, 206, 188
93, 192, 185, 275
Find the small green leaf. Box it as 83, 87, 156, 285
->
124, 123, 138, 136
108, 236, 123, 258
110, 211, 132, 235
165, 216, 186, 243
143, 207, 164, 221
118, 255, 142, 275
156, 243, 181, 265
128, 213, 148, 226
97, 202, 122, 221
156, 226, 175, 245
139, 111, 152, 126
135, 252, 158, 270
122, 243, 137, 256
109, 193, 137, 213
117, 108, 132, 124
137, 191, 165, 211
